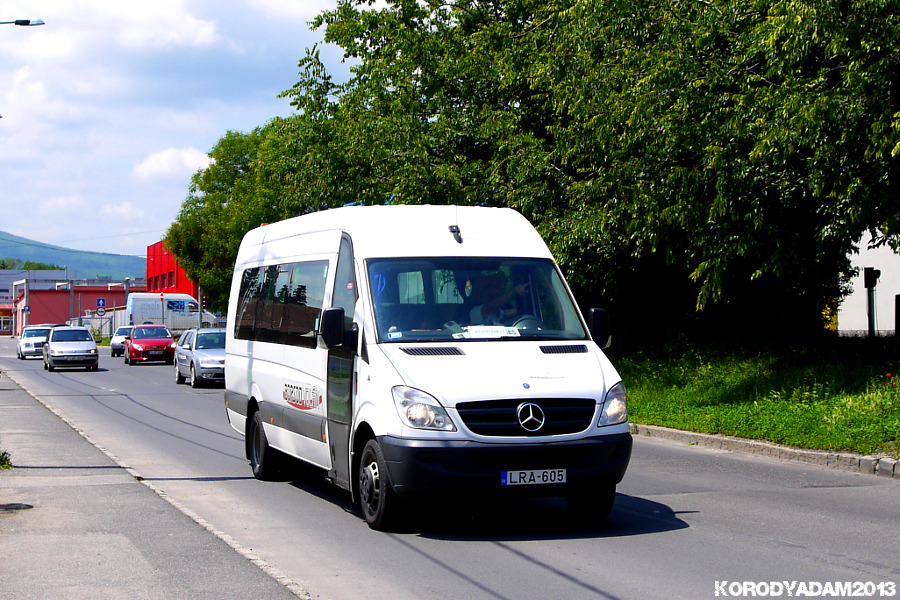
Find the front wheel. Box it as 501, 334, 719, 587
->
189, 364, 199, 388
174, 361, 184, 384
358, 439, 401, 531
248, 410, 278, 480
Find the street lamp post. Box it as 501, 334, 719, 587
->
0, 19, 45, 26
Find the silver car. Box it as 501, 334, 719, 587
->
110, 326, 133, 357
43, 326, 99, 372
174, 328, 225, 387
17, 325, 52, 359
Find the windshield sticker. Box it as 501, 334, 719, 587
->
284, 383, 322, 411
389, 331, 403, 340
456, 326, 521, 339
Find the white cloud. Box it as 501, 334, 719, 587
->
133, 147, 211, 181
99, 201, 147, 220
246, 0, 334, 20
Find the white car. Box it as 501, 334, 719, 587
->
43, 326, 99, 372
17, 325, 53, 360
110, 326, 133, 357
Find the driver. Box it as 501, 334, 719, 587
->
469, 276, 529, 325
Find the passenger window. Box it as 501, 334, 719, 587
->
283, 261, 329, 348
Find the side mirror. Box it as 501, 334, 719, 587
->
589, 308, 612, 349
320, 307, 346, 348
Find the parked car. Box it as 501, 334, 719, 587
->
174, 328, 226, 387
109, 326, 133, 357
17, 325, 53, 359
42, 326, 99, 372
124, 324, 176, 365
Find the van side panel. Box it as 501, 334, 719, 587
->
225, 231, 342, 472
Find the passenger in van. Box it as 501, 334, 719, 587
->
469, 276, 529, 325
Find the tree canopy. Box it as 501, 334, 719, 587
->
167, 0, 900, 337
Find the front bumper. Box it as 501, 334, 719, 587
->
20, 345, 44, 357
379, 432, 632, 497
199, 368, 225, 381
47, 354, 99, 368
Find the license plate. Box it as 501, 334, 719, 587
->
501, 469, 566, 486
149, 350, 163, 356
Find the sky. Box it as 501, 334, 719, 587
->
0, 0, 347, 258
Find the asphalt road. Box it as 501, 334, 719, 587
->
1, 337, 898, 600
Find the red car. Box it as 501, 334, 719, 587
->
124, 325, 176, 365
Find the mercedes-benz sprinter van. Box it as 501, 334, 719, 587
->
224, 205, 631, 530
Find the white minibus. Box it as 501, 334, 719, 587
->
224, 205, 631, 530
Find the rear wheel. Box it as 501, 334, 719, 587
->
248, 410, 278, 480
358, 439, 401, 531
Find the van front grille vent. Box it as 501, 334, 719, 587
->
456, 398, 596, 437
539, 345, 588, 354
400, 347, 464, 356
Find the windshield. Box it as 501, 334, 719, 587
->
23, 328, 51, 338
196, 331, 225, 350
367, 257, 587, 343
133, 327, 172, 339
114, 327, 132, 337
52, 329, 94, 342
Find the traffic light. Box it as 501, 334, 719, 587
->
864, 267, 881, 289
201, 294, 210, 309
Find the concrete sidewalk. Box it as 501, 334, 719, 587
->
0, 374, 303, 600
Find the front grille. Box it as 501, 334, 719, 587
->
456, 398, 596, 437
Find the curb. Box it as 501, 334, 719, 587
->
630, 423, 899, 480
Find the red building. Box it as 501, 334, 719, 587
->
11, 284, 145, 334
146, 241, 199, 298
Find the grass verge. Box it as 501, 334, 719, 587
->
614, 336, 900, 457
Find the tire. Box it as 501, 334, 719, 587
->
47, 361, 55, 372
124, 352, 130, 365
43, 359, 48, 371
565, 483, 617, 521
174, 361, 185, 384
248, 410, 278, 481
358, 439, 401, 531
189, 364, 199, 388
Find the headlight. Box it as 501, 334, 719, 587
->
199, 357, 220, 367
169, 342, 177, 349
132, 343, 144, 351
598, 381, 628, 426
88, 349, 97, 354
391, 386, 456, 431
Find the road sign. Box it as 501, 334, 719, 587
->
24, 306, 30, 313
97, 298, 106, 308
96, 307, 106, 317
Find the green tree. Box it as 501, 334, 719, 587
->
168, 0, 900, 337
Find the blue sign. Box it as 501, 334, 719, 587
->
97, 298, 106, 308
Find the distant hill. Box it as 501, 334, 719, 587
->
0, 231, 146, 280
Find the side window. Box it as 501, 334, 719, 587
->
332, 237, 358, 328
283, 261, 329, 348
256, 265, 281, 343
235, 268, 261, 341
